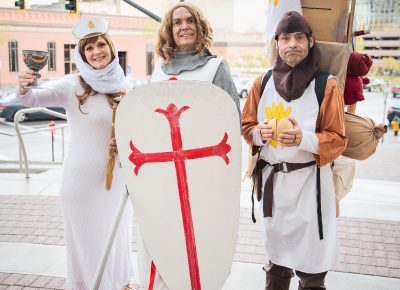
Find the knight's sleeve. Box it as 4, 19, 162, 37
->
314, 78, 348, 166
212, 60, 240, 114
242, 74, 263, 155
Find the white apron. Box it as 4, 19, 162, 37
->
257, 76, 339, 273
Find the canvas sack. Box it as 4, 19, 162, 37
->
342, 112, 386, 160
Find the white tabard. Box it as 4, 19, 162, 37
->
257, 76, 339, 273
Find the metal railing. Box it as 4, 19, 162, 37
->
0, 108, 67, 178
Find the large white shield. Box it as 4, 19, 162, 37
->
115, 81, 241, 290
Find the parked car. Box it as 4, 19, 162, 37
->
234, 77, 254, 98
363, 77, 384, 92
0, 87, 17, 100
391, 82, 400, 98
0, 95, 66, 122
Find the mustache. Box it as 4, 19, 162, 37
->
285, 49, 302, 53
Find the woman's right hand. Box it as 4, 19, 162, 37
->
109, 137, 118, 154
18, 69, 39, 95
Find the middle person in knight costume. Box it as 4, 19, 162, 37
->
150, 2, 239, 106
137, 2, 240, 289
242, 12, 347, 290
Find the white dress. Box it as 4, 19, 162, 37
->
17, 75, 134, 290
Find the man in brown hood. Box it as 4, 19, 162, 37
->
242, 11, 347, 290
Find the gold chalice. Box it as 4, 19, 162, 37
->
22, 50, 49, 87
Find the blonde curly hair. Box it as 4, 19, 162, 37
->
155, 3, 213, 63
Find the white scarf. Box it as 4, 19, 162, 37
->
74, 46, 131, 94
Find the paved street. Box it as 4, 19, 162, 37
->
1, 193, 400, 289
0, 92, 400, 289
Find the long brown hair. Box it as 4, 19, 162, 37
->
155, 3, 213, 63
76, 34, 119, 113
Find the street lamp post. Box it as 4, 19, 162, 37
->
382, 78, 390, 143
122, 0, 162, 22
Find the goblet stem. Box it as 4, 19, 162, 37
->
32, 71, 39, 87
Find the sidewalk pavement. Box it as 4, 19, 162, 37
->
0, 168, 400, 289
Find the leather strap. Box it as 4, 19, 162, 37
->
316, 166, 323, 240
252, 159, 324, 240
263, 161, 317, 218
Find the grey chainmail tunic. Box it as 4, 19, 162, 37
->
162, 50, 240, 115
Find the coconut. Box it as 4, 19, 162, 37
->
277, 117, 294, 137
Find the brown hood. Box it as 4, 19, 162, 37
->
272, 11, 320, 102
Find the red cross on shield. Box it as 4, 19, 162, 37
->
115, 81, 241, 290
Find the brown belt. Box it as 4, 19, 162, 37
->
252, 159, 324, 240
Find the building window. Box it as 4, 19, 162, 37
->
64, 44, 76, 74
146, 43, 154, 76
48, 42, 56, 71
8, 41, 19, 72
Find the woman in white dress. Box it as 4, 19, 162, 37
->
16, 17, 134, 290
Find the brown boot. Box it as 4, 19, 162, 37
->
264, 261, 293, 290
296, 270, 327, 290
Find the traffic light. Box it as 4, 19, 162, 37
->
65, 0, 78, 14
14, 0, 25, 10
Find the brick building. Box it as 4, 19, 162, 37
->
0, 0, 265, 88
356, 0, 400, 60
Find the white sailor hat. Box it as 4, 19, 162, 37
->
72, 17, 109, 40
